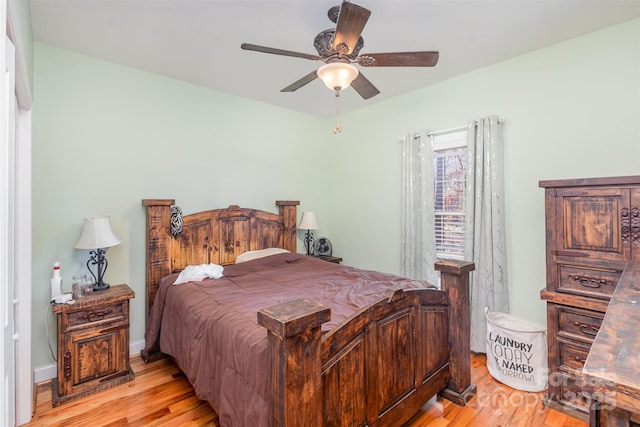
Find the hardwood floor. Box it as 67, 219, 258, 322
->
25, 353, 586, 426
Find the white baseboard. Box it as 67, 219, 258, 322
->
33, 363, 56, 384
130, 338, 146, 357
33, 339, 146, 384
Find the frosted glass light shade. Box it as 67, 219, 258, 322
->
75, 216, 122, 249
317, 63, 359, 91
299, 212, 320, 230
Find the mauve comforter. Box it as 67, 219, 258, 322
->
143, 252, 434, 426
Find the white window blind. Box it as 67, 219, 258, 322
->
431, 130, 467, 260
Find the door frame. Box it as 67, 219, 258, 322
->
2, 27, 17, 427
5, 1, 34, 424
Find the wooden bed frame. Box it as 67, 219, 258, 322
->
142, 198, 476, 427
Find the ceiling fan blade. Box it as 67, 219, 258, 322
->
351, 72, 380, 100
356, 51, 439, 67
332, 2, 371, 55
281, 70, 319, 92
241, 43, 322, 61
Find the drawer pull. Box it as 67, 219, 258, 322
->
622, 207, 631, 244
79, 309, 112, 322
573, 355, 586, 364
632, 207, 640, 245
572, 321, 599, 336
64, 351, 72, 380
567, 274, 615, 289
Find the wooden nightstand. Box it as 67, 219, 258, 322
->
315, 255, 342, 264
52, 284, 135, 406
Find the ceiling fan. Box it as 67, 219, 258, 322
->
241, 0, 439, 100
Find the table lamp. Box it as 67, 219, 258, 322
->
75, 216, 121, 291
298, 212, 320, 256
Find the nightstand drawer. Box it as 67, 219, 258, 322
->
65, 302, 127, 331
557, 306, 603, 343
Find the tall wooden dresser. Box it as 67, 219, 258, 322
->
539, 175, 640, 421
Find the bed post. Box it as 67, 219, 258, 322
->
276, 200, 299, 252
257, 299, 331, 427
142, 199, 175, 318
435, 259, 476, 406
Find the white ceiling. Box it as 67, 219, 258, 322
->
29, 0, 640, 118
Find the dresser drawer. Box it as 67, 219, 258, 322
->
556, 372, 590, 412
558, 338, 590, 373
557, 306, 603, 343
557, 265, 620, 299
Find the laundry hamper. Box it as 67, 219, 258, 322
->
485, 308, 548, 392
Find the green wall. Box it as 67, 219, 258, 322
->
32, 44, 329, 368
331, 18, 640, 325
33, 18, 639, 371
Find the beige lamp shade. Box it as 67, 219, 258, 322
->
75, 216, 122, 249
298, 212, 320, 230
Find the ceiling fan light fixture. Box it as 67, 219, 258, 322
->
317, 62, 359, 91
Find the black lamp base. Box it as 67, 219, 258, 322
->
93, 281, 110, 292
87, 248, 111, 292
304, 230, 315, 256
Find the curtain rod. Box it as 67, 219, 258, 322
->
425, 125, 468, 137
422, 116, 505, 138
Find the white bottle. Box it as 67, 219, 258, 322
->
51, 262, 62, 299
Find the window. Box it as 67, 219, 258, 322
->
431, 130, 468, 260
402, 117, 506, 353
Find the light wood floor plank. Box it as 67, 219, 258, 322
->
23, 353, 585, 427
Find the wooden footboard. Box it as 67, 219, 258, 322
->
257, 259, 475, 427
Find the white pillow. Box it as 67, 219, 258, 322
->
235, 248, 290, 264
173, 263, 224, 285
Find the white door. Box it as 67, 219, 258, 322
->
1, 33, 17, 426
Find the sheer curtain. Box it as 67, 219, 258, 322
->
400, 132, 438, 285
465, 116, 508, 352
401, 116, 508, 353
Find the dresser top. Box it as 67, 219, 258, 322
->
582, 261, 640, 414
539, 175, 640, 188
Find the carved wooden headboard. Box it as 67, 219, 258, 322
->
142, 199, 299, 317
